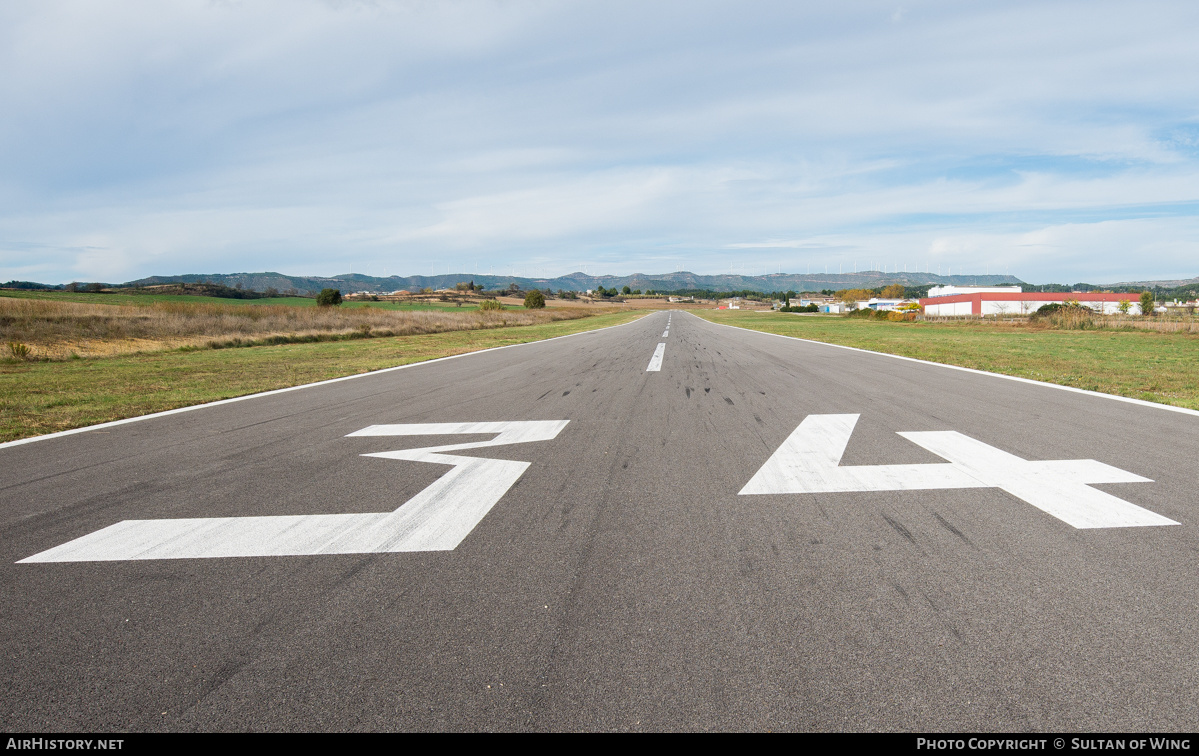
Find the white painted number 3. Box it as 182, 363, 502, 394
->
740, 414, 1177, 529
21, 421, 569, 562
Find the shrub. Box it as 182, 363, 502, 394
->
524, 290, 546, 309
316, 288, 343, 307
479, 299, 505, 311
8, 341, 32, 360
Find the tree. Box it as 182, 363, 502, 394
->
524, 290, 546, 309
622, 285, 632, 295
1139, 290, 1155, 316
316, 288, 343, 306
836, 288, 872, 306
881, 283, 905, 298
1117, 298, 1131, 315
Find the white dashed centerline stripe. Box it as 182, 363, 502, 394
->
646, 343, 666, 372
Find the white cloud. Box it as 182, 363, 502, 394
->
2, 0, 1199, 284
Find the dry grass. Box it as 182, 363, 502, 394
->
1087, 315, 1199, 333
0, 310, 648, 443
923, 311, 1199, 333
0, 297, 597, 360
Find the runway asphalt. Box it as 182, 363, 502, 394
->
2, 310, 1197, 731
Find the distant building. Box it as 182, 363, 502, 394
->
820, 302, 851, 314
860, 297, 916, 312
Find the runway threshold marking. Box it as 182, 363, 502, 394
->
19, 421, 569, 562
740, 414, 1176, 529
646, 343, 666, 372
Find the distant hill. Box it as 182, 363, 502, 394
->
1106, 275, 1199, 289
124, 270, 1024, 296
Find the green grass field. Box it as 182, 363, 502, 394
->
696, 310, 1199, 411
0, 310, 645, 443
0, 289, 475, 311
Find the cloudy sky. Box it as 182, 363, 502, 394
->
2, 1, 1198, 285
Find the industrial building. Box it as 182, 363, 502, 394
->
920, 287, 1144, 316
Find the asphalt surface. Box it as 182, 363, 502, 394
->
2, 310, 1197, 732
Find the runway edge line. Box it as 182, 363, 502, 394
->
694, 311, 1199, 420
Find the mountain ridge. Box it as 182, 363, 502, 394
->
125, 270, 1025, 295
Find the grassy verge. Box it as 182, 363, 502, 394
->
0, 310, 646, 443
695, 310, 1199, 412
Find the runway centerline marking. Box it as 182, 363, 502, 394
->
646, 343, 666, 372
740, 414, 1175, 529
19, 420, 569, 563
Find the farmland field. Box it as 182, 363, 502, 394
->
0, 289, 471, 311
0, 309, 646, 443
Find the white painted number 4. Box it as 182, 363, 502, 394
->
740, 414, 1177, 529
21, 421, 569, 562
